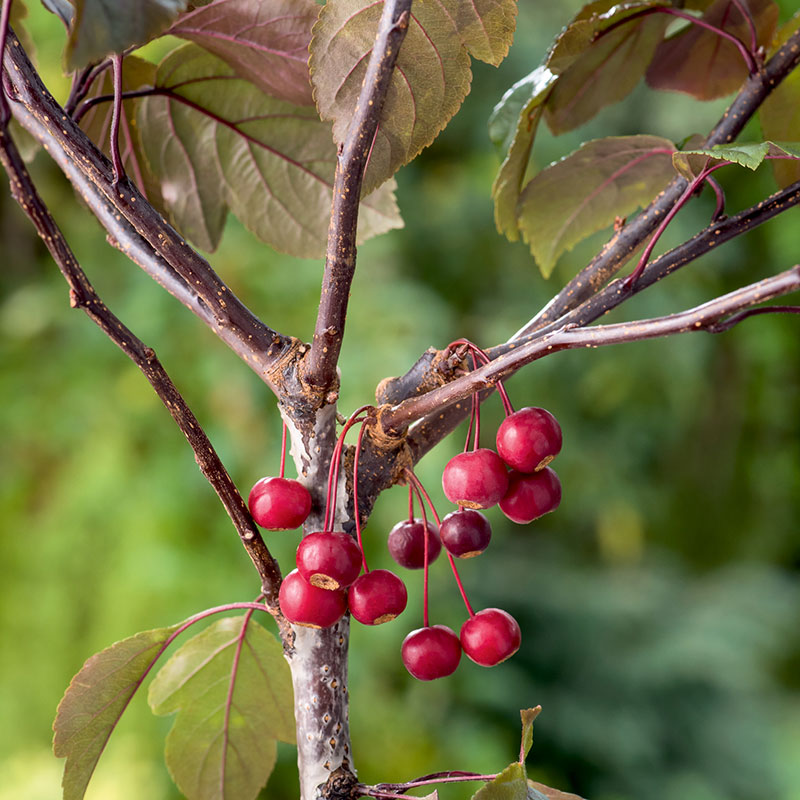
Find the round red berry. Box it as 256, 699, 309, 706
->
460, 608, 521, 667
296, 531, 363, 590
387, 518, 442, 569
439, 508, 492, 558
442, 448, 509, 510
278, 569, 347, 629
248, 476, 312, 530
499, 467, 561, 524
348, 569, 407, 625
401, 625, 462, 681
496, 407, 562, 473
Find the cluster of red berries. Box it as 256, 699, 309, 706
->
247, 367, 563, 682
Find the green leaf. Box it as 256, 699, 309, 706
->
310, 0, 517, 193
517, 134, 676, 277
645, 0, 779, 100
527, 780, 587, 800
490, 67, 557, 240
760, 14, 800, 188
472, 762, 529, 800
65, 0, 190, 72
520, 706, 541, 762
53, 624, 181, 800
167, 0, 318, 106
137, 43, 402, 256
672, 141, 800, 179
148, 614, 294, 800
78, 55, 164, 208
544, 1, 670, 135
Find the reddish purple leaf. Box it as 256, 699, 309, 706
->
646, 0, 779, 100
168, 0, 317, 106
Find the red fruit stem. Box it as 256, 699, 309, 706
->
279, 420, 287, 479
471, 353, 481, 450
464, 390, 477, 453
323, 405, 373, 531
729, 0, 758, 56
352, 418, 370, 573
408, 479, 431, 627
404, 469, 475, 618
449, 337, 514, 423
407, 484, 414, 522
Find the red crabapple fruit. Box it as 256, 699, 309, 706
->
460, 608, 521, 667
348, 569, 408, 625
248, 476, 312, 530
496, 407, 562, 473
442, 449, 509, 509
387, 518, 442, 569
278, 569, 347, 629
439, 508, 492, 558
499, 467, 561, 524
401, 625, 462, 680
295, 530, 363, 590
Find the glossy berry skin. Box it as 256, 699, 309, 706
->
296, 531, 363, 590
348, 569, 408, 625
499, 467, 561, 524
387, 518, 442, 569
278, 569, 347, 629
496, 407, 562, 473
439, 509, 492, 558
442, 448, 509, 510
248, 476, 312, 530
401, 625, 462, 681
460, 608, 522, 667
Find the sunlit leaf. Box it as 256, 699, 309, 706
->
489, 67, 557, 240
520, 706, 541, 762
472, 762, 528, 800
760, 14, 800, 188
517, 135, 676, 277
167, 0, 318, 106
527, 780, 586, 800
53, 624, 181, 800
672, 141, 800, 179
78, 55, 164, 207
544, 1, 670, 134
148, 615, 294, 800
65, 0, 191, 71
310, 0, 517, 193
137, 44, 402, 255
646, 0, 779, 100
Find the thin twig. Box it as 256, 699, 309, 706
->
303, 0, 412, 390
2, 27, 300, 391
383, 266, 800, 432
0, 126, 284, 608
109, 53, 124, 185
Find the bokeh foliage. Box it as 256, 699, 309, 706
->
1, 2, 799, 799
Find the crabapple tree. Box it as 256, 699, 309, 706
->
1, 1, 800, 799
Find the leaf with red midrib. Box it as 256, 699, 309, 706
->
148, 614, 294, 800
646, 0, 779, 100
310, 0, 518, 194
517, 135, 677, 278
167, 0, 318, 106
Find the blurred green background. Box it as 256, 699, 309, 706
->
1, 2, 799, 799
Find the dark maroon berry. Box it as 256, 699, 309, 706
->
442, 448, 509, 510
387, 518, 442, 569
278, 569, 347, 628
348, 569, 407, 625
439, 508, 492, 558
496, 407, 562, 473
296, 531, 362, 590
248, 476, 312, 530
460, 608, 521, 667
401, 625, 462, 681
499, 467, 561, 524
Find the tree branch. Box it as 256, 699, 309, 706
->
518, 26, 800, 336
303, 0, 412, 390
0, 124, 284, 609
382, 266, 800, 433
2, 27, 300, 394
